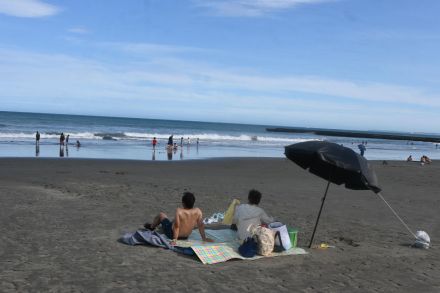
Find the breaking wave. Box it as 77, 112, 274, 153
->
0, 131, 318, 144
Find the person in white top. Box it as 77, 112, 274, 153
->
232, 189, 274, 241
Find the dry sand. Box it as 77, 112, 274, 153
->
0, 158, 439, 292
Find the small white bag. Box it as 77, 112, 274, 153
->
269, 222, 292, 250
414, 231, 430, 249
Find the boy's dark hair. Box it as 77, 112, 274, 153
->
248, 189, 262, 205
182, 192, 195, 209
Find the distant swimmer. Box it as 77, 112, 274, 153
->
407, 155, 413, 162
35, 131, 40, 145
76, 140, 81, 148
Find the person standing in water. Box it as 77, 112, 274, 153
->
35, 131, 40, 146
66, 134, 70, 145
152, 137, 157, 150
35, 131, 40, 157
60, 133, 65, 146
168, 135, 174, 147
180, 137, 184, 147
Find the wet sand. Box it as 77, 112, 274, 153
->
0, 158, 439, 292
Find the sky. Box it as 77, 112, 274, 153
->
0, 0, 440, 132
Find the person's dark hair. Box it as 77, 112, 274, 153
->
248, 189, 262, 205
182, 192, 195, 209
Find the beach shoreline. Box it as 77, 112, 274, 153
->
2, 112, 440, 162
0, 158, 439, 292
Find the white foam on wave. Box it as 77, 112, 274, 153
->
0, 132, 97, 139
0, 131, 320, 144
123, 132, 319, 143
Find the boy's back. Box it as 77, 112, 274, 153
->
174, 207, 203, 238
145, 192, 212, 243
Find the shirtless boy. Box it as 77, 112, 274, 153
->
144, 192, 213, 245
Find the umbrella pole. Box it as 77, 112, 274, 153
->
309, 180, 331, 248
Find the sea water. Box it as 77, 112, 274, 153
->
0, 111, 439, 161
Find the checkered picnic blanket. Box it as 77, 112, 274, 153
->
190, 245, 240, 264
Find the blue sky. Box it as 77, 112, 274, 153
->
1, 0, 440, 132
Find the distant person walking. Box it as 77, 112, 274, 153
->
35, 131, 40, 146
358, 144, 366, 156
152, 137, 157, 150
196, 138, 199, 147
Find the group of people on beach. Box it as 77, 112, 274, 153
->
34, 131, 81, 157
150, 135, 200, 160
151, 135, 200, 151
144, 189, 272, 245
406, 155, 432, 164
35, 131, 81, 148
167, 135, 199, 149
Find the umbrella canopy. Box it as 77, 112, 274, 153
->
285, 141, 381, 193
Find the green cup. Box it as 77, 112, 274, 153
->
288, 228, 298, 248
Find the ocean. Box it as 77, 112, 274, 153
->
0, 111, 439, 161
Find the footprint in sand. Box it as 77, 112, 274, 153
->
338, 236, 360, 247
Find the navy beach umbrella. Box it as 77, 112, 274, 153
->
284, 141, 381, 248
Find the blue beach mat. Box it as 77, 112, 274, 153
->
120, 229, 307, 265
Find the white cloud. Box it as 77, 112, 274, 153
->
1, 46, 439, 131
194, 0, 334, 17
97, 41, 211, 55
0, 0, 60, 17
1, 46, 439, 109
68, 26, 89, 34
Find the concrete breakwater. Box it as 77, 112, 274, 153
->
266, 127, 440, 143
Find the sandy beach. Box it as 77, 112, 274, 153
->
0, 158, 439, 292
